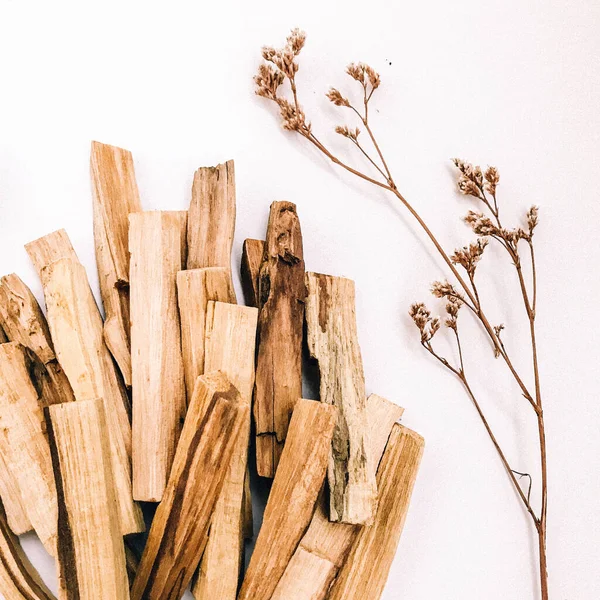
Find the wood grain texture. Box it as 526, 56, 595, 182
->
238, 399, 337, 600
328, 424, 425, 600
176, 268, 235, 401
240, 238, 264, 307
192, 301, 258, 600
305, 272, 377, 525
129, 210, 187, 502
0, 343, 57, 555
0, 453, 31, 536
131, 372, 248, 600
187, 160, 236, 297
0, 500, 56, 600
47, 399, 129, 600
90, 141, 142, 387
41, 257, 143, 535
254, 202, 306, 478
0, 274, 75, 405
24, 230, 77, 277
271, 393, 404, 600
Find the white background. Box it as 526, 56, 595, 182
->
0, 1, 599, 598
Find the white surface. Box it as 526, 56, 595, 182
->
0, 1, 599, 598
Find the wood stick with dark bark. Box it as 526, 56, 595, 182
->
0, 342, 57, 556
271, 394, 404, 600
254, 202, 306, 478
47, 399, 130, 600
240, 239, 264, 307
305, 272, 377, 525
90, 141, 143, 387
131, 372, 248, 600
192, 302, 257, 600
238, 399, 337, 600
328, 424, 425, 600
129, 210, 187, 502
0, 500, 56, 600
0, 273, 75, 405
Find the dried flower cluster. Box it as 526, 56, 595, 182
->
256, 30, 549, 600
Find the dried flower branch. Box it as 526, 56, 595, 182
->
255, 30, 549, 600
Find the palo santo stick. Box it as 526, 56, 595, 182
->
240, 238, 264, 307
131, 372, 248, 600
176, 268, 235, 400
90, 141, 143, 386
193, 301, 258, 600
0, 342, 57, 555
328, 424, 425, 600
187, 160, 236, 296
0, 274, 75, 405
238, 399, 337, 600
25, 229, 78, 276
255, 202, 306, 478
41, 257, 143, 534
305, 272, 377, 525
47, 399, 129, 600
129, 211, 187, 502
0, 452, 32, 536
271, 394, 404, 600
0, 501, 56, 600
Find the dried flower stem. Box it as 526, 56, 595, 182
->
255, 29, 548, 599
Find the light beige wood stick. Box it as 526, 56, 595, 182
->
192, 301, 258, 600
90, 141, 142, 387
25, 229, 78, 276
255, 202, 306, 478
187, 160, 236, 296
176, 267, 235, 400
41, 257, 143, 534
305, 272, 377, 525
131, 372, 248, 600
0, 500, 56, 600
47, 399, 130, 600
240, 238, 265, 307
129, 210, 187, 502
271, 394, 404, 600
238, 399, 337, 600
328, 424, 425, 600
0, 273, 75, 405
0, 342, 56, 555
0, 452, 31, 536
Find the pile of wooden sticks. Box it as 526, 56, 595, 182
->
0, 141, 424, 600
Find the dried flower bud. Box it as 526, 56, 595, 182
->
484, 166, 500, 195
276, 97, 308, 132
409, 302, 430, 330
409, 303, 439, 342
463, 210, 499, 236
326, 88, 351, 107
430, 280, 461, 300
444, 296, 463, 330
286, 28, 306, 55
451, 238, 488, 277
262, 46, 277, 62
365, 65, 381, 89
335, 125, 360, 141
458, 177, 482, 198
254, 63, 285, 100
346, 62, 366, 84
527, 205, 539, 233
